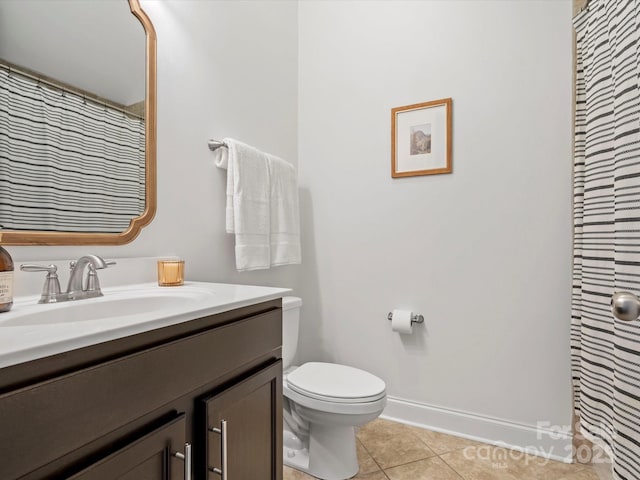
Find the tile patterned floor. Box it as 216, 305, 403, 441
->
283, 419, 614, 480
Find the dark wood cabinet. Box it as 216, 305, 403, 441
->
0, 299, 283, 480
201, 361, 283, 480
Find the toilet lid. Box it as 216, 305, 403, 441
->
286, 362, 386, 403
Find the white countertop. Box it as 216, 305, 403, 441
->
0, 281, 290, 369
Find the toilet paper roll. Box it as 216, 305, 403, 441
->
391, 309, 413, 334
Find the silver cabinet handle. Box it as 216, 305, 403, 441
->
173, 442, 192, 480
209, 419, 228, 480
611, 291, 640, 322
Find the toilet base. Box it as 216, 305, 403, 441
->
283, 424, 358, 480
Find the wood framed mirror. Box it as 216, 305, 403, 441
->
0, 0, 156, 246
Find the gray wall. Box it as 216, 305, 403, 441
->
297, 0, 574, 455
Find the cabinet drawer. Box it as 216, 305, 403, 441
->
66, 414, 186, 480
0, 309, 281, 480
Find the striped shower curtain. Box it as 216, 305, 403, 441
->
0, 68, 145, 233
572, 1, 640, 479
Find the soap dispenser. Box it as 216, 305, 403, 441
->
0, 241, 14, 313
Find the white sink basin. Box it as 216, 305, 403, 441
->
1, 289, 207, 326
0, 281, 290, 369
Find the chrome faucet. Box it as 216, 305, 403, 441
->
20, 255, 115, 304
67, 255, 110, 300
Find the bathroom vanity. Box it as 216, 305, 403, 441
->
0, 282, 287, 480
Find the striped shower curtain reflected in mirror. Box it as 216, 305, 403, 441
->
572, 1, 640, 479
0, 68, 145, 233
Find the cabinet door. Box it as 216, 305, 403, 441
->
202, 361, 282, 480
67, 414, 187, 480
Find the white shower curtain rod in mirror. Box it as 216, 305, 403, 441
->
574, 0, 589, 17
0, 61, 144, 120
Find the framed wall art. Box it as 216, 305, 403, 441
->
391, 98, 452, 178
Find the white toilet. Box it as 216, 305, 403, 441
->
282, 296, 387, 480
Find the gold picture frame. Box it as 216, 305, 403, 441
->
391, 98, 452, 178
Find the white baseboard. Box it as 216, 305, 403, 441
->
382, 396, 574, 463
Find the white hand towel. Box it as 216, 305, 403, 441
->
268, 155, 301, 267
214, 138, 301, 271
211, 144, 234, 232
215, 138, 270, 271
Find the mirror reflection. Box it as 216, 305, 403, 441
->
0, 0, 152, 237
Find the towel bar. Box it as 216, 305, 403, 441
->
208, 139, 227, 152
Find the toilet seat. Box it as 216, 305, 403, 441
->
283, 381, 387, 416
286, 362, 386, 404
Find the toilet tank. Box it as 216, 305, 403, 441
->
282, 296, 302, 370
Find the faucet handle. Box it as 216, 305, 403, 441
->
85, 261, 115, 292
20, 264, 62, 303
86, 264, 101, 292
21, 264, 57, 274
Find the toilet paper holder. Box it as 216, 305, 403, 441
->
387, 311, 424, 324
